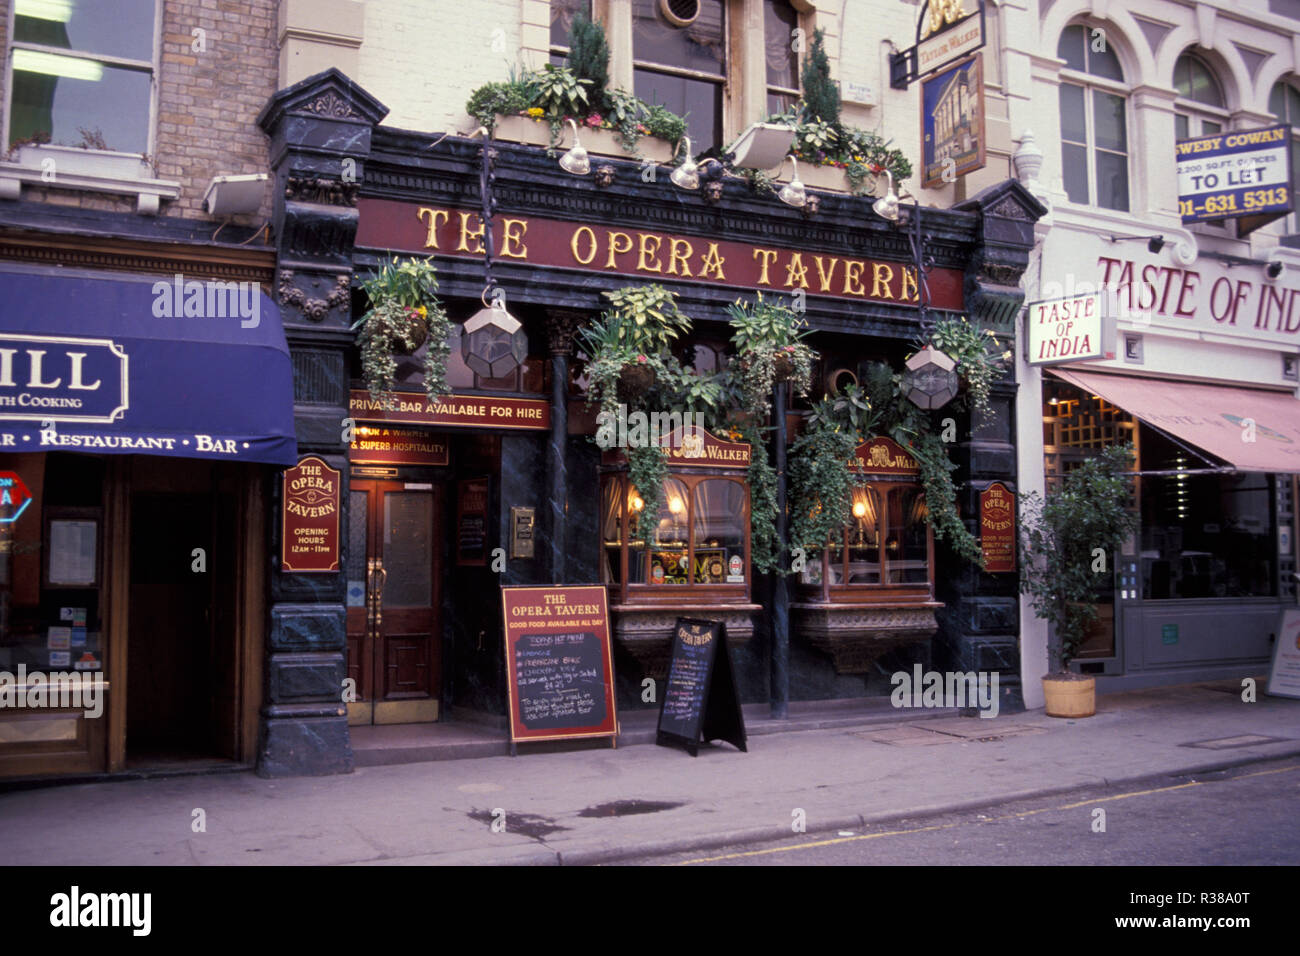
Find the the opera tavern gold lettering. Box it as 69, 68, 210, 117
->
355, 199, 966, 310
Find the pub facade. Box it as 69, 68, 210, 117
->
256, 60, 1043, 775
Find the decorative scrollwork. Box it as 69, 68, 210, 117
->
278, 271, 352, 322
284, 175, 359, 207
304, 92, 358, 119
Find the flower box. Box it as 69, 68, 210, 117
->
492, 114, 674, 163
775, 160, 884, 197
15, 144, 151, 181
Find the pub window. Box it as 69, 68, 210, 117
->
5, 0, 158, 155
1269, 77, 1300, 234
1057, 22, 1130, 211
550, 0, 593, 66
764, 0, 800, 116
600, 428, 751, 603
799, 439, 935, 600
633, 0, 727, 152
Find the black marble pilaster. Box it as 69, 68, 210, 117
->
255, 69, 389, 777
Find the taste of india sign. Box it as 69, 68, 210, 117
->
355, 199, 965, 310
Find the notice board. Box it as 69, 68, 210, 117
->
501, 585, 618, 748
656, 618, 747, 757
1267, 607, 1300, 699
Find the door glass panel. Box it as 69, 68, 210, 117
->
383, 492, 432, 606
346, 490, 368, 607
601, 479, 622, 584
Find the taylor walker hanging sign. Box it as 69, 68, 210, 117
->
1176, 125, 1293, 235
281, 456, 341, 573
355, 200, 966, 311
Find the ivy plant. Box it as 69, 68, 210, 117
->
352, 256, 453, 404
924, 316, 1012, 414
726, 294, 815, 419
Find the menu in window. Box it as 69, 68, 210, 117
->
47, 520, 97, 586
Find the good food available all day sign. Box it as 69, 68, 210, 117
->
1176, 125, 1293, 235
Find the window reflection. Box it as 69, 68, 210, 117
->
692, 479, 745, 584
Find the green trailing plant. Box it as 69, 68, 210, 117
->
788, 395, 860, 556
642, 104, 687, 147
601, 284, 692, 352
923, 316, 1012, 414
567, 10, 611, 114
1019, 445, 1138, 673
800, 28, 841, 133
858, 361, 984, 566
626, 443, 669, 539
740, 421, 781, 573
352, 256, 453, 404
766, 104, 912, 194
726, 294, 815, 419
465, 76, 536, 133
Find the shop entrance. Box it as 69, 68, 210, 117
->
126, 464, 242, 766
346, 480, 441, 724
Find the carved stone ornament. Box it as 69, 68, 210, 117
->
305, 92, 359, 119
285, 174, 359, 207
988, 195, 1032, 221
278, 271, 352, 321
792, 603, 939, 674
544, 309, 586, 356
610, 606, 757, 679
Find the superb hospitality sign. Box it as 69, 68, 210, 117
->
1176, 125, 1292, 234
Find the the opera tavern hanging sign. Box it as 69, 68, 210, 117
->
356, 199, 965, 309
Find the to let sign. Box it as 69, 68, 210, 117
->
1176, 125, 1292, 235
979, 481, 1015, 573
1025, 292, 1114, 365
281, 456, 340, 572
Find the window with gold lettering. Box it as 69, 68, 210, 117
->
601, 471, 750, 599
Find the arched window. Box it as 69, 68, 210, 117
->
1269, 78, 1300, 234
1057, 23, 1129, 211
1174, 52, 1227, 140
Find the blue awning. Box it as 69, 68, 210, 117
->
0, 265, 297, 466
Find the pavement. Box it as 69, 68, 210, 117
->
1, 679, 1297, 866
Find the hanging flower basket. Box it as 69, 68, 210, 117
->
389, 307, 430, 355
772, 347, 798, 381
617, 359, 656, 400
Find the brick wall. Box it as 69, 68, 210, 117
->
0, 0, 278, 222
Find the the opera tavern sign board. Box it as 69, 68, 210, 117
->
356, 199, 965, 309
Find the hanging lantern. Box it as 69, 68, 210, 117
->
462, 302, 527, 378
901, 345, 959, 409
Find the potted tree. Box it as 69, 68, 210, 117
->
1019, 444, 1138, 717
352, 255, 452, 403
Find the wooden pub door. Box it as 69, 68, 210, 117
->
346, 480, 441, 724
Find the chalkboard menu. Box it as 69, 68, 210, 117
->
657, 618, 747, 756
501, 585, 618, 747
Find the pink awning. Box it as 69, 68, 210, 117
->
1049, 369, 1300, 474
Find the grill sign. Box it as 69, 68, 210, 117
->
281, 456, 340, 573
0, 334, 128, 423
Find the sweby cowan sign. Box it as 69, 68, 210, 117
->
1176, 125, 1293, 235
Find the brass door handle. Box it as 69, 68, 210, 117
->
373, 559, 387, 631
366, 558, 378, 637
